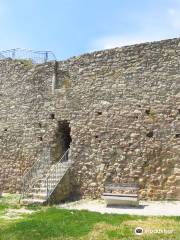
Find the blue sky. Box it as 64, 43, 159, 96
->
0, 0, 180, 60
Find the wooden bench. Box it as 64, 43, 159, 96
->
102, 183, 139, 207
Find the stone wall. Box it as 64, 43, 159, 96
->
0, 37, 180, 200
0, 60, 54, 192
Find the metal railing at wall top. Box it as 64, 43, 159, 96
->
0, 48, 56, 64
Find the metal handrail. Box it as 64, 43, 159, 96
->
0, 48, 56, 64
20, 148, 72, 203
21, 148, 51, 199
22, 148, 49, 179
45, 149, 71, 200
46, 149, 69, 178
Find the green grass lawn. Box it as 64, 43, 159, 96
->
0, 194, 180, 240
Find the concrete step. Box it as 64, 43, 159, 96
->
21, 198, 46, 205
26, 168, 68, 190
37, 175, 64, 185
28, 175, 66, 194
27, 192, 47, 200
32, 175, 63, 184
25, 163, 67, 179
40, 180, 62, 188
49, 167, 69, 173
31, 187, 47, 193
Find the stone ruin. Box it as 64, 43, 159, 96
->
0, 37, 180, 201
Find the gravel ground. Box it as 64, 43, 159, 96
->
59, 199, 180, 216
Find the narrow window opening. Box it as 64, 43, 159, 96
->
145, 109, 151, 115
175, 133, 180, 138
96, 111, 102, 115
4, 128, 7, 132
178, 109, 180, 114
38, 123, 42, 128
50, 113, 55, 119
38, 136, 43, 141
146, 131, 153, 138
95, 135, 99, 139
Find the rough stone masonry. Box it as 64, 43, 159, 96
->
0, 37, 180, 200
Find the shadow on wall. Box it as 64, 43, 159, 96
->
51, 120, 72, 162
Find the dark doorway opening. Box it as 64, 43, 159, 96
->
53, 120, 71, 162
58, 120, 72, 153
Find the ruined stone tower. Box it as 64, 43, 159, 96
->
0, 37, 180, 201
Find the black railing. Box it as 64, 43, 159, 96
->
0, 48, 56, 64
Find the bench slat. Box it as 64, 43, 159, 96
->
105, 186, 139, 191
102, 195, 138, 202
103, 193, 138, 197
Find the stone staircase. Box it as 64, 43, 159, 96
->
20, 149, 71, 204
